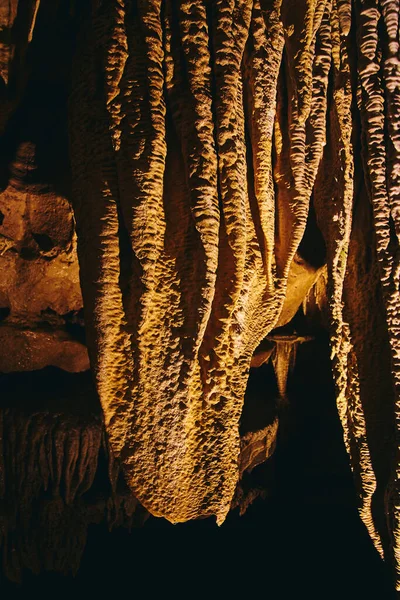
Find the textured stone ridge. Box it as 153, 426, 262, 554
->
69, 0, 340, 525
66, 0, 400, 547
2, 0, 400, 591
355, 0, 400, 586
0, 406, 145, 582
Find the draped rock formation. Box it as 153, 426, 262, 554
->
1, 0, 400, 592
0, 370, 148, 582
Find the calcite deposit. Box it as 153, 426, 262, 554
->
1, 0, 400, 592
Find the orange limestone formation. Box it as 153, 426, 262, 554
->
3, 0, 400, 590
355, 0, 400, 585
66, 0, 336, 523
69, 0, 338, 525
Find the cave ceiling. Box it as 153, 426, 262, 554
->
0, 0, 400, 593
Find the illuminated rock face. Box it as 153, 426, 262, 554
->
69, 0, 334, 526
1, 0, 400, 590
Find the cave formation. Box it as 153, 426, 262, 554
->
0, 0, 400, 594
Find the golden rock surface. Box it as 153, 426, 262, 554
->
1, 0, 400, 590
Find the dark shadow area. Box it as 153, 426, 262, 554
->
0, 306, 10, 322
0, 337, 396, 598
240, 361, 279, 435
0, 0, 88, 197
32, 232, 55, 252
0, 367, 97, 414
63, 309, 86, 345
297, 193, 327, 269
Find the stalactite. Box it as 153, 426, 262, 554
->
271, 338, 297, 401
0, 409, 99, 580
310, 0, 385, 559
239, 419, 279, 476
2, 0, 400, 591
302, 265, 329, 327
1, 409, 102, 502
355, 0, 400, 586
0, 407, 147, 582
269, 335, 313, 401
69, 0, 354, 527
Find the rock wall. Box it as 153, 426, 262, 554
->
1, 0, 400, 591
